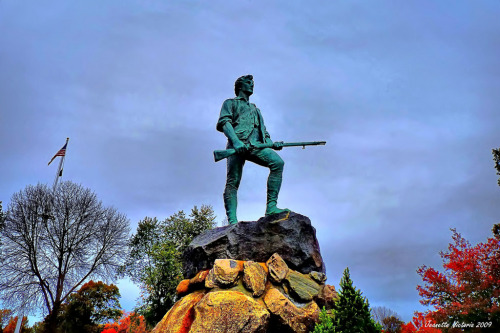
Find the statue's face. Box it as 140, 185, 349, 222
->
240, 78, 254, 95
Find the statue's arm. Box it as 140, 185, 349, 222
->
217, 99, 247, 153
222, 123, 247, 153
216, 99, 234, 132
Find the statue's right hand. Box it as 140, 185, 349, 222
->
233, 140, 248, 154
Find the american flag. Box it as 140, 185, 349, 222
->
48, 143, 67, 166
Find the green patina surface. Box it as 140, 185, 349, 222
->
216, 75, 288, 224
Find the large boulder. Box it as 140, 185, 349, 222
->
152, 291, 205, 333
189, 291, 269, 333
183, 211, 325, 278
263, 287, 320, 333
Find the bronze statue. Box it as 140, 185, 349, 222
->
216, 75, 325, 224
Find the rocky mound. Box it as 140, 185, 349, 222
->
153, 254, 338, 333
182, 211, 325, 279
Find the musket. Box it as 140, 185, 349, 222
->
213, 141, 326, 162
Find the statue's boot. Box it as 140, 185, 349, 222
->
224, 190, 238, 225
265, 174, 289, 216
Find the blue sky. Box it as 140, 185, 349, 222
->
1, 0, 499, 323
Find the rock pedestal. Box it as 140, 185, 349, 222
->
153, 212, 337, 333
183, 211, 325, 279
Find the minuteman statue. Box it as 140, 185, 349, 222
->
216, 75, 289, 225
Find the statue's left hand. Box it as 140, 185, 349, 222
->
273, 141, 284, 150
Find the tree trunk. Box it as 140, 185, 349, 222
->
42, 302, 61, 333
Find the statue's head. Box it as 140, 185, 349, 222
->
234, 75, 254, 96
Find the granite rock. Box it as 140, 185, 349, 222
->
315, 284, 339, 310
189, 269, 210, 284
213, 259, 242, 286
309, 271, 327, 284
263, 287, 319, 333
285, 270, 322, 302
242, 261, 268, 297
189, 291, 269, 333
183, 211, 325, 279
152, 291, 205, 333
266, 253, 289, 283
176, 279, 190, 296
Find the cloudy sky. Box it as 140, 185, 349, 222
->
1, 0, 499, 323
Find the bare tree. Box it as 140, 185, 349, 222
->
0, 181, 130, 331
0, 201, 5, 246
492, 148, 500, 238
371, 306, 401, 325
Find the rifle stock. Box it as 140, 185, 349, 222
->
213, 141, 326, 162
214, 149, 237, 162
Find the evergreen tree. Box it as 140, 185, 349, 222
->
332, 267, 381, 333
313, 307, 335, 333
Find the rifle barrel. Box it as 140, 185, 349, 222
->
282, 141, 326, 147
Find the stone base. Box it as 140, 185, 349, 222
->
153, 254, 338, 333
182, 212, 326, 279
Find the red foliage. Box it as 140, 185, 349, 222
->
102, 322, 119, 333
2, 316, 28, 333
101, 329, 118, 333
101, 312, 147, 333
417, 228, 500, 327
400, 312, 444, 333
80, 280, 118, 293
0, 310, 12, 330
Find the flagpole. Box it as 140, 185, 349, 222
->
52, 137, 69, 192
14, 313, 23, 333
